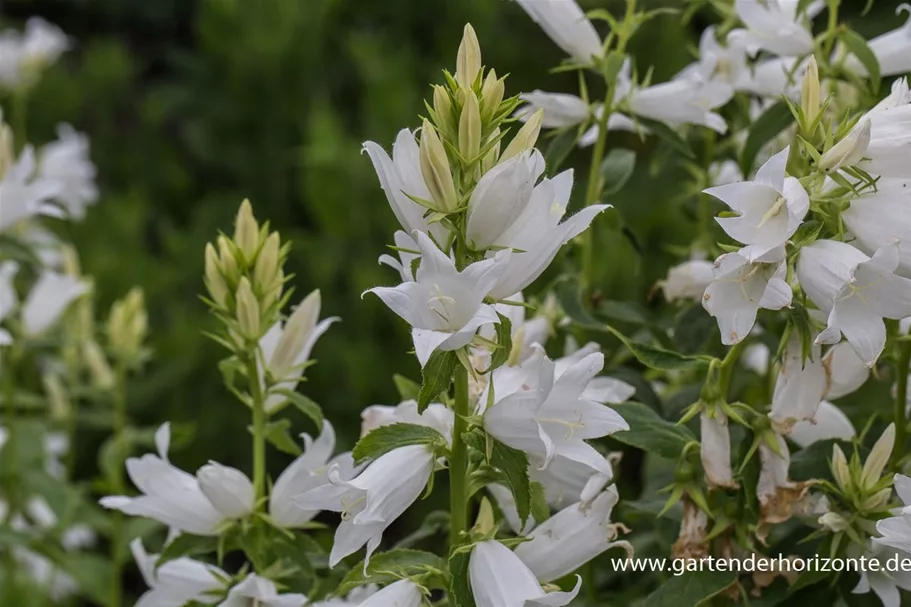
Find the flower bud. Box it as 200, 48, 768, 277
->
107, 288, 148, 364
861, 423, 895, 490
861, 487, 893, 511
480, 69, 504, 123
499, 109, 542, 164
235, 277, 261, 340
205, 243, 229, 306
253, 233, 281, 294
42, 372, 71, 422
818, 511, 849, 532
196, 462, 254, 519
474, 497, 496, 535
459, 93, 482, 162
61, 244, 81, 277
419, 119, 458, 211
433, 85, 455, 137
83, 339, 115, 390
217, 235, 240, 285
233, 199, 260, 262
818, 119, 871, 172
801, 55, 820, 126
832, 444, 851, 492
456, 24, 482, 90
0, 121, 12, 178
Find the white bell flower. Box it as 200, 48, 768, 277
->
131, 538, 228, 607
769, 334, 827, 433
259, 289, 338, 412
217, 574, 307, 607
852, 541, 911, 607
661, 259, 715, 303
378, 230, 420, 282
0, 18, 69, 89
100, 423, 228, 535
701, 410, 736, 488
842, 178, 911, 278
37, 124, 98, 220
197, 462, 255, 520
736, 56, 807, 99
514, 486, 628, 583
702, 252, 792, 345
294, 444, 436, 567
876, 475, 911, 554
0, 145, 61, 232
482, 346, 628, 476
823, 341, 870, 400
797, 240, 911, 366
358, 580, 423, 607
730, 0, 820, 58
788, 400, 855, 448
757, 433, 808, 532
21, 269, 90, 337
366, 231, 510, 366
530, 453, 614, 510
625, 79, 729, 133
676, 27, 748, 95
470, 539, 581, 607
704, 148, 809, 262
270, 421, 360, 528
856, 78, 911, 178
360, 400, 454, 445
513, 0, 603, 65
845, 5, 911, 78
516, 92, 590, 129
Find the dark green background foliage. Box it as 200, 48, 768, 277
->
0, 0, 902, 540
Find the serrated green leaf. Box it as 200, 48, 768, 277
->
483, 313, 512, 373
449, 549, 476, 607
418, 349, 457, 412
464, 430, 532, 526
612, 402, 695, 458
352, 423, 446, 465
841, 28, 881, 94
643, 569, 737, 606
604, 323, 715, 372
600, 148, 636, 197
393, 374, 421, 401
336, 549, 448, 595
274, 390, 323, 432
741, 101, 795, 176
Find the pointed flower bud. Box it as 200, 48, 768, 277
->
253, 232, 281, 295
42, 372, 71, 422
832, 444, 851, 492
480, 69, 504, 123
235, 277, 261, 340
196, 462, 255, 519
0, 121, 12, 178
818, 119, 871, 172
456, 24, 482, 90
217, 235, 239, 285
801, 55, 820, 125
861, 423, 895, 491
205, 243, 229, 306
107, 288, 148, 364
233, 199, 260, 261
433, 85, 455, 136
419, 119, 458, 211
83, 339, 115, 390
818, 511, 849, 532
499, 109, 542, 163
459, 92, 482, 162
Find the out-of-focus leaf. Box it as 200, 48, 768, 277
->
643, 569, 737, 606
612, 402, 695, 459
600, 148, 636, 196
740, 101, 794, 176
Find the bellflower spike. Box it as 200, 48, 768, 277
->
218, 574, 307, 607
483, 346, 628, 476
100, 423, 228, 535
702, 252, 792, 344
513, 0, 602, 65
704, 148, 809, 262
845, 5, 911, 78
514, 486, 628, 583
470, 540, 581, 607
358, 580, 423, 607
730, 0, 819, 57
22, 269, 90, 337
797, 240, 911, 366
366, 231, 509, 366
294, 444, 436, 567
131, 538, 228, 607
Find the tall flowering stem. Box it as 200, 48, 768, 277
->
246, 354, 268, 504
449, 363, 470, 546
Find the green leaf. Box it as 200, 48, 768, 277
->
544, 129, 578, 176
464, 430, 532, 527
530, 481, 550, 523
417, 349, 457, 412
740, 101, 795, 176
62, 553, 115, 607
483, 313, 513, 373
597, 299, 649, 325
674, 304, 717, 354
252, 418, 303, 456
643, 569, 737, 606
449, 549, 476, 607
274, 390, 324, 432
638, 118, 694, 159
612, 402, 695, 459
790, 219, 823, 249
393, 374, 421, 401
600, 148, 636, 197
601, 50, 627, 86
791, 439, 866, 482
352, 423, 447, 465
156, 533, 221, 566
603, 323, 715, 372
841, 28, 881, 93
336, 549, 448, 595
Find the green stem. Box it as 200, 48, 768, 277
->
822, 1, 839, 58
2, 346, 20, 601
580, 90, 615, 292
110, 366, 128, 607
717, 340, 746, 401
894, 339, 911, 469
449, 364, 470, 547
246, 356, 267, 504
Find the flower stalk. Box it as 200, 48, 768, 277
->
449, 363, 470, 547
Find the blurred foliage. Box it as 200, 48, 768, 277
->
0, 0, 903, 536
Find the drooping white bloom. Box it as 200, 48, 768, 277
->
823, 341, 870, 400
483, 346, 628, 476
360, 400, 454, 445
736, 56, 807, 99
0, 18, 69, 89
0, 145, 61, 232
514, 487, 628, 583
378, 230, 420, 282
730, 0, 819, 57
470, 540, 581, 607
366, 231, 509, 366
513, 0, 602, 65
625, 79, 729, 133
197, 462, 255, 520
270, 421, 360, 528
789, 400, 855, 448
797, 240, 911, 366
856, 78, 911, 178
357, 580, 423, 607
21, 269, 90, 336
877, 475, 911, 554
661, 259, 715, 302
845, 5, 911, 78
362, 129, 447, 240
37, 124, 98, 220
294, 444, 436, 567
676, 27, 748, 96
757, 433, 809, 530
705, 148, 809, 262
852, 541, 911, 607
769, 335, 827, 433
530, 453, 614, 510
259, 289, 338, 412
818, 119, 872, 173
842, 178, 911, 278
218, 574, 307, 607
516, 91, 590, 128
701, 410, 736, 488
100, 423, 228, 535
702, 252, 792, 345
131, 538, 227, 607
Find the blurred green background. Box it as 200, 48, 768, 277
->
0, 0, 903, 489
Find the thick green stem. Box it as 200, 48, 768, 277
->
894, 339, 911, 469
580, 91, 615, 292
718, 340, 746, 401
449, 364, 470, 547
246, 356, 267, 504
110, 366, 128, 607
